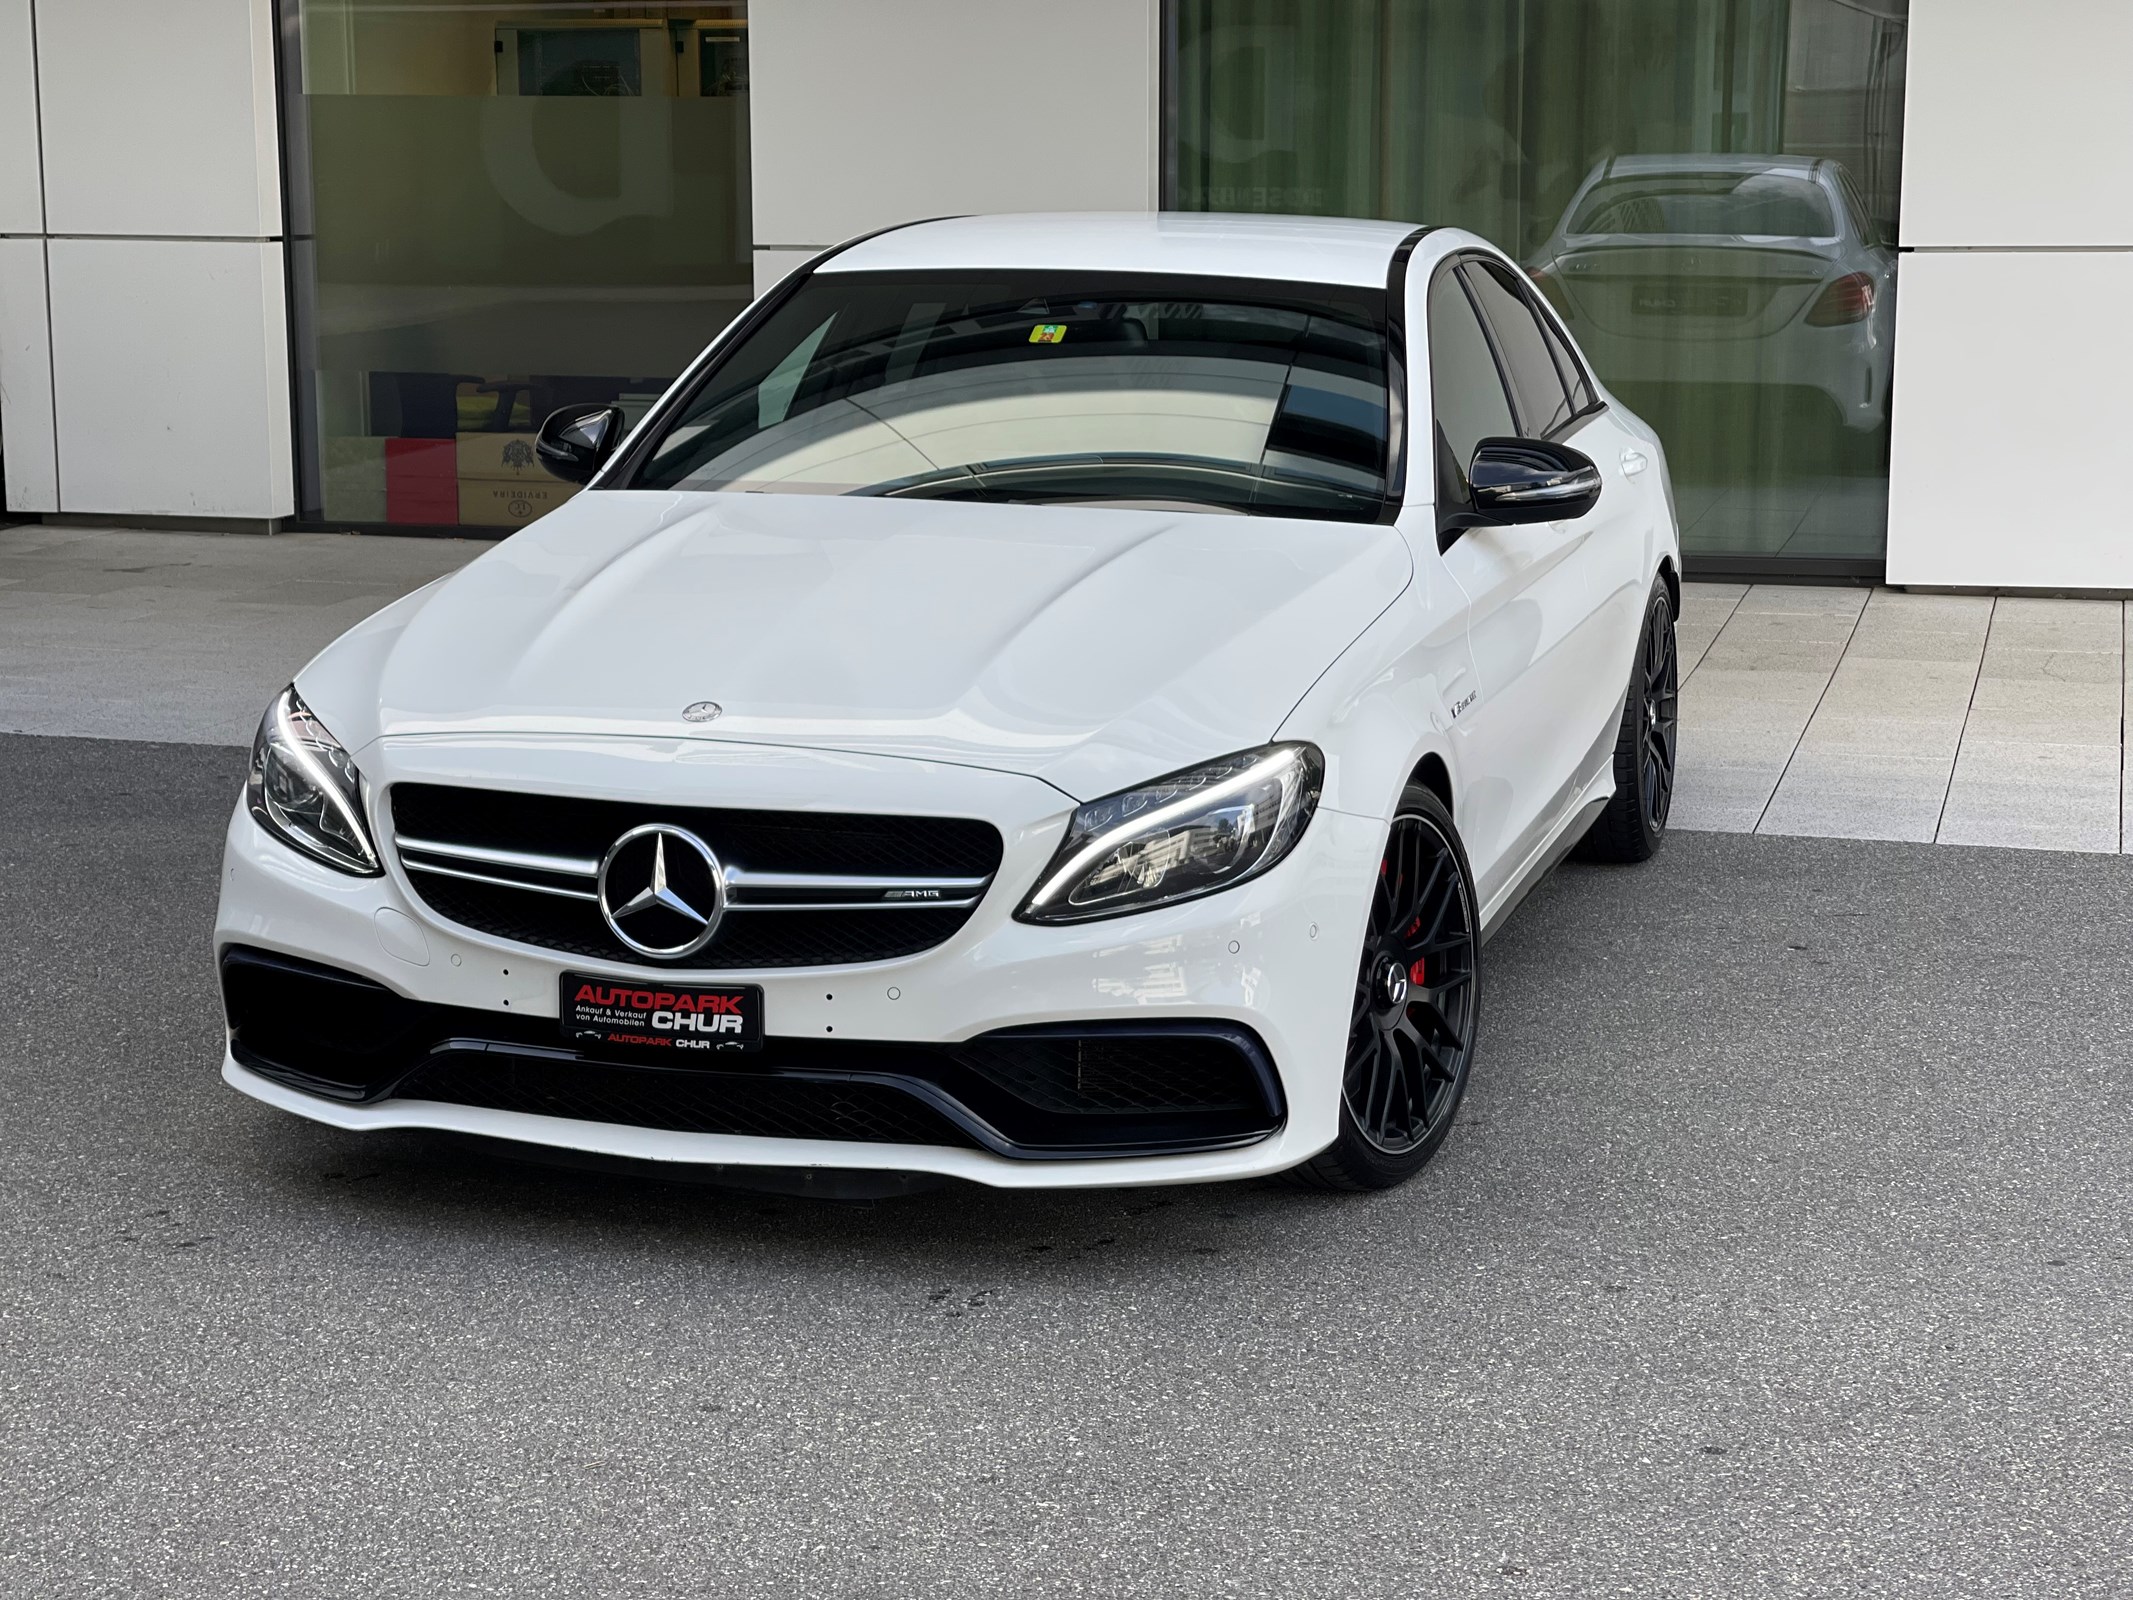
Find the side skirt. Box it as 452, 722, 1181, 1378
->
1477, 782, 1612, 946
1476, 673, 1633, 945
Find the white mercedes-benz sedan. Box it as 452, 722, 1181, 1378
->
217, 213, 1681, 1193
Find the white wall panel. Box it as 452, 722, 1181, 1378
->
1902, 0, 2133, 248
1886, 250, 2133, 590
752, 0, 1159, 252
46, 239, 292, 520
752, 247, 817, 298
36, 0, 281, 239
0, 238, 58, 512
0, 0, 42, 234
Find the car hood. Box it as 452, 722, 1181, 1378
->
301, 490, 1411, 801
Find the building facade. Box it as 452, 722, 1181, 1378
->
0, 1, 2121, 587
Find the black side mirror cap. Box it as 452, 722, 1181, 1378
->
1468, 437, 1602, 523
535, 403, 627, 485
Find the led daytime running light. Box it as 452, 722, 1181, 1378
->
1018, 743, 1321, 924
247, 685, 382, 877
1025, 748, 1301, 913
271, 693, 378, 873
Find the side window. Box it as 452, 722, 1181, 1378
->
1533, 301, 1596, 417
1462, 260, 1576, 437
1426, 268, 1516, 491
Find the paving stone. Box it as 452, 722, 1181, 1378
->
1673, 585, 1865, 834
0, 523, 479, 745
1937, 598, 2123, 853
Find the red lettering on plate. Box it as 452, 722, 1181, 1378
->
572, 984, 746, 1018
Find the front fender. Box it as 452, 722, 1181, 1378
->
1274, 524, 1473, 828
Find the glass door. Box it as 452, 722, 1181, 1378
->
1169, 0, 1910, 572
280, 0, 754, 532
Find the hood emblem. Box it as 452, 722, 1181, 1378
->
597, 824, 726, 959
682, 700, 723, 723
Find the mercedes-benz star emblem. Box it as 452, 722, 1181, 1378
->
682, 701, 723, 723
597, 824, 727, 959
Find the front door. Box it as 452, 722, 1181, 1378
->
1426, 256, 1647, 912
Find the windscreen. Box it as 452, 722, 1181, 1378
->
629, 271, 1395, 520
1567, 171, 1836, 239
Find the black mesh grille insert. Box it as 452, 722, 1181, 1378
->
396, 1053, 980, 1149
388, 783, 1003, 968
954, 1034, 1262, 1115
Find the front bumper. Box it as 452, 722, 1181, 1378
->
214, 736, 1381, 1188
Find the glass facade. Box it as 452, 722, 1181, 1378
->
1169, 0, 1909, 568
280, 0, 752, 531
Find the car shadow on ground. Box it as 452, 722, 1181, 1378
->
232, 1112, 1428, 1294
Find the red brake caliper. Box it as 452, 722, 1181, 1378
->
1388, 864, 1426, 985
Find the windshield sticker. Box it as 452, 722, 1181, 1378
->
1028, 323, 1067, 344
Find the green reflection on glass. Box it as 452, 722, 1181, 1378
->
1170, 0, 1909, 565
289, 2, 752, 530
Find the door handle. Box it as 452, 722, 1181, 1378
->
1620, 448, 1650, 477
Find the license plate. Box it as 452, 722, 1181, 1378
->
559, 973, 764, 1057
1632, 282, 1748, 317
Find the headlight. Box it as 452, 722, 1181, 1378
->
1017, 743, 1322, 924
246, 686, 381, 876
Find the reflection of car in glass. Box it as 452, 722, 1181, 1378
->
1526, 155, 1895, 435
216, 215, 1681, 1194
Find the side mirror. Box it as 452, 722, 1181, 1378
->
535, 403, 626, 485
1468, 438, 1602, 523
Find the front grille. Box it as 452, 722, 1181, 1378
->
404, 873, 976, 967
395, 1053, 980, 1149
387, 783, 1004, 969
392, 786, 1001, 876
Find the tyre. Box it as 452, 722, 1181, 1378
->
1290, 784, 1481, 1191
1576, 577, 1679, 864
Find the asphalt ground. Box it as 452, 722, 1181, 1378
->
3, 730, 2131, 1598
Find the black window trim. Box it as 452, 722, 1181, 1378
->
1449, 257, 1530, 437
1379, 224, 1436, 523
1521, 274, 1606, 433
1426, 245, 1609, 551
1457, 253, 1606, 444
1421, 251, 1519, 550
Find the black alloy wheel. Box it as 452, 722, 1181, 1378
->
1637, 588, 1680, 835
1292, 784, 1480, 1191
1578, 578, 1679, 864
